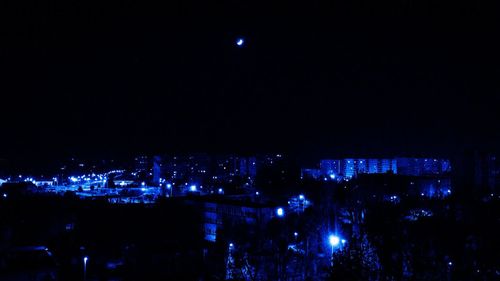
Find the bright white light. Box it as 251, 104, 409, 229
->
329, 235, 340, 247
229, 243, 234, 248
447, 189, 451, 194
84, 256, 88, 263
294, 232, 298, 237
189, 185, 197, 192
218, 188, 223, 194
166, 184, 172, 189
236, 38, 244, 46
276, 207, 284, 217
2, 193, 6, 198
255, 191, 259, 196
341, 239, 346, 244
329, 174, 336, 179
141, 182, 146, 186
299, 194, 304, 200
141, 188, 146, 192
448, 261, 453, 266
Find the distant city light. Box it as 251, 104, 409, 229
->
276, 207, 284, 217
218, 188, 223, 194
294, 232, 298, 237
141, 182, 146, 186
229, 243, 234, 248
166, 184, 172, 189
2, 193, 6, 198
189, 185, 197, 192
236, 38, 244, 46
447, 189, 451, 194
255, 191, 259, 196
141, 188, 146, 192
341, 239, 346, 245
299, 194, 304, 200
329, 235, 340, 247
329, 174, 335, 179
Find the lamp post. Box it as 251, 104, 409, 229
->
83, 256, 88, 281
329, 234, 340, 255
328, 235, 340, 266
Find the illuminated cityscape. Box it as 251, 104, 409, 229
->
1, 0, 499, 280
0, 152, 499, 280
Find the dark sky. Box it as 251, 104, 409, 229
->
0, 0, 499, 161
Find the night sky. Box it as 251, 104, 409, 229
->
1, 0, 499, 161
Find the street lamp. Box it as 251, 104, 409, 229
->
83, 256, 88, 281
276, 207, 284, 217
329, 235, 340, 247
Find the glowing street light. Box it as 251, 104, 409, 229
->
276, 207, 284, 217
83, 256, 88, 281
329, 235, 340, 247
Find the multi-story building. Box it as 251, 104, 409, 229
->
314, 158, 448, 179
196, 198, 275, 243
396, 158, 451, 176
319, 160, 341, 178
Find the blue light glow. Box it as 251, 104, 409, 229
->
329, 174, 336, 179
329, 235, 340, 247
2, 193, 6, 198
294, 232, 298, 237
166, 184, 172, 189
84, 256, 88, 263
276, 207, 284, 217
299, 194, 304, 200
189, 185, 197, 192
236, 38, 244, 46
